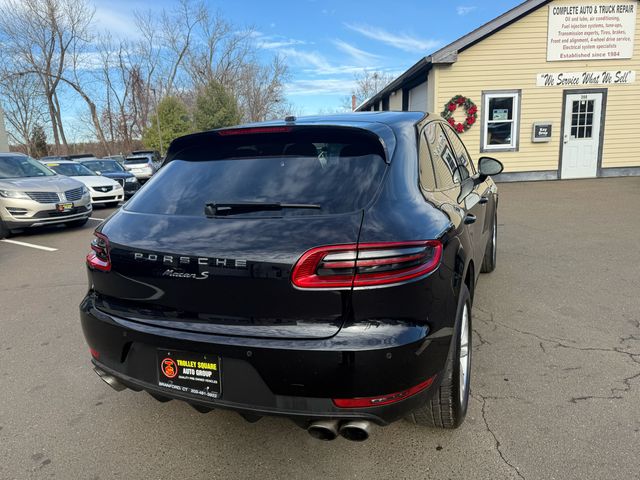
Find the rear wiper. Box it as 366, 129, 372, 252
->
205, 201, 322, 217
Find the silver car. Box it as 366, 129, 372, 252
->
0, 153, 92, 238
123, 155, 157, 181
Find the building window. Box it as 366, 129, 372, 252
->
482, 91, 521, 152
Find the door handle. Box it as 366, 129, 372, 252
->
479, 196, 489, 205
464, 214, 477, 225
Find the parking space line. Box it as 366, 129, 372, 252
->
1, 239, 58, 252
89, 217, 105, 222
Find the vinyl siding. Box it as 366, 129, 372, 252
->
435, 0, 640, 173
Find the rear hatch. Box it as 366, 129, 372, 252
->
92, 126, 390, 339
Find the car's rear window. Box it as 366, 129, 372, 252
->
124, 157, 149, 165
125, 127, 387, 217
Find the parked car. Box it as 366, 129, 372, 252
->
39, 155, 69, 162
67, 153, 97, 161
104, 154, 126, 166
78, 158, 140, 198
123, 155, 157, 181
131, 149, 161, 164
0, 153, 91, 238
42, 160, 124, 207
81, 112, 502, 441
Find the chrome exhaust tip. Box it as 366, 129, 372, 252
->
307, 420, 340, 441
339, 420, 371, 442
94, 367, 127, 392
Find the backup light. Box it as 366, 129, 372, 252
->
291, 240, 443, 289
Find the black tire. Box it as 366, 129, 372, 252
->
480, 213, 497, 273
407, 285, 472, 429
0, 219, 10, 239
105, 202, 120, 208
65, 218, 89, 228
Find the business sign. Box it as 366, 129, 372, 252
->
547, 2, 637, 61
536, 70, 636, 86
532, 123, 553, 143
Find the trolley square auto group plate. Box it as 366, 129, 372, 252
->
157, 350, 221, 399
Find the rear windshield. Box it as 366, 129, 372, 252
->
46, 163, 95, 176
125, 157, 150, 165
83, 160, 124, 173
125, 127, 387, 217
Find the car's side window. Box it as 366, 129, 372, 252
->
442, 124, 477, 175
418, 128, 437, 191
424, 122, 457, 190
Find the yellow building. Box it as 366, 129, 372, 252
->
358, 0, 639, 180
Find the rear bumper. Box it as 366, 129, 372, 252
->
80, 293, 451, 425
126, 170, 153, 180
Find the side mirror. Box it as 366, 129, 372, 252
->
95, 171, 102, 176
478, 157, 504, 179
457, 177, 475, 204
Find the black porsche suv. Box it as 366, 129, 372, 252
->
81, 112, 502, 441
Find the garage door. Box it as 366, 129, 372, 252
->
408, 82, 428, 112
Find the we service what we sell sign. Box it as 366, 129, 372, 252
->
537, 70, 636, 87
547, 1, 637, 61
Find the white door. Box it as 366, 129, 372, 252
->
561, 93, 603, 179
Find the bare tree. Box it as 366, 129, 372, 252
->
0, 0, 95, 154
344, 70, 396, 110
237, 56, 289, 122
159, 0, 205, 95
0, 72, 48, 154
0, 0, 291, 153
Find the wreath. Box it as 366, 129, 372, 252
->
441, 95, 478, 134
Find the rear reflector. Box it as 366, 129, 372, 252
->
218, 126, 292, 136
86, 232, 112, 272
89, 348, 100, 359
291, 240, 442, 289
333, 375, 437, 408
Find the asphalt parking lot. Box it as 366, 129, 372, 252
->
1, 177, 639, 480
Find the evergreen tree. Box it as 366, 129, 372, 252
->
142, 96, 192, 153
30, 124, 48, 158
193, 81, 241, 132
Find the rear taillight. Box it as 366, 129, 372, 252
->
333, 375, 437, 408
291, 240, 443, 289
86, 232, 111, 272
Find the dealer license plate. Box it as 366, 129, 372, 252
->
157, 350, 221, 399
56, 202, 73, 212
